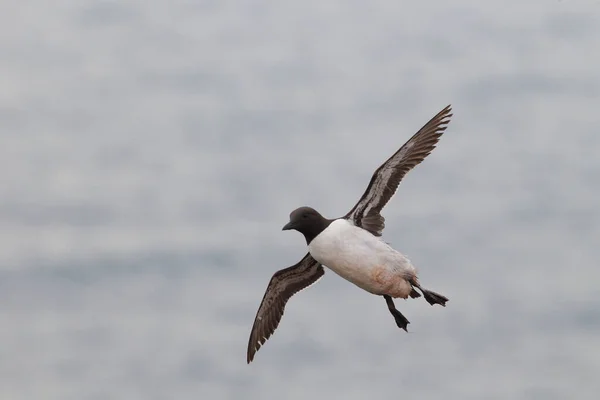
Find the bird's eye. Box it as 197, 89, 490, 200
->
303, 214, 308, 219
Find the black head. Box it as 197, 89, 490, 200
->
282, 206, 332, 244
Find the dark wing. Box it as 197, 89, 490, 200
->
345, 105, 453, 236
247, 253, 324, 364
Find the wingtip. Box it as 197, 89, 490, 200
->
438, 104, 453, 123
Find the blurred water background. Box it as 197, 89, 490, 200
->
1, 1, 599, 399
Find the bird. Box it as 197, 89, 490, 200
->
247, 105, 453, 363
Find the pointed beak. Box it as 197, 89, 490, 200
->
282, 221, 294, 231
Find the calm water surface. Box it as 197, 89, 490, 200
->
0, 1, 599, 399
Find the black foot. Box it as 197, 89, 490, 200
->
384, 295, 410, 332
391, 309, 410, 331
409, 288, 421, 298
421, 289, 448, 307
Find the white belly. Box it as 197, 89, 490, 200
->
308, 219, 417, 298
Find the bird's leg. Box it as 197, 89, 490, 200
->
411, 281, 448, 307
384, 295, 410, 331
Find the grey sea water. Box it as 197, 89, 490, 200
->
1, 1, 599, 399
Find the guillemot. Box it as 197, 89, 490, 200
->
247, 105, 452, 363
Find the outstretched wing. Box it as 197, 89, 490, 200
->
247, 253, 324, 363
345, 105, 453, 236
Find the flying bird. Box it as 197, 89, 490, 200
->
247, 105, 453, 363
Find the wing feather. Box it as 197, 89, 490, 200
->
247, 253, 324, 363
345, 105, 453, 235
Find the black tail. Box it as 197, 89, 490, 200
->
411, 280, 448, 307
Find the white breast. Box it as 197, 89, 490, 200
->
308, 219, 416, 297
